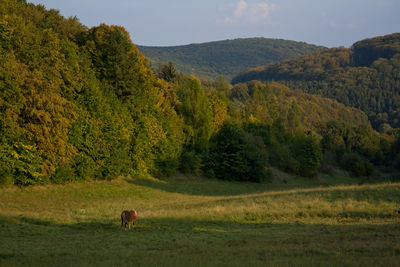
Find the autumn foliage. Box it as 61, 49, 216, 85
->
0, 0, 398, 185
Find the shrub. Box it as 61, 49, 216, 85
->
179, 151, 202, 174
155, 157, 179, 177
340, 152, 374, 176
203, 168, 216, 179
272, 144, 299, 174
50, 165, 76, 184
0, 168, 13, 186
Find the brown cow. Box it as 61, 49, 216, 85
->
121, 209, 138, 230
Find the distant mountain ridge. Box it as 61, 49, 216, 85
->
232, 33, 400, 130
138, 38, 326, 80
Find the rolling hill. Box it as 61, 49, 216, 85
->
1, 0, 398, 186
137, 38, 326, 80
232, 33, 400, 130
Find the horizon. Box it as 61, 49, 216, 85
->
136, 36, 329, 49
27, 0, 400, 48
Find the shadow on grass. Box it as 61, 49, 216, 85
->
1, 213, 399, 235
0, 215, 117, 231
1, 214, 400, 266
125, 176, 400, 206
126, 176, 291, 196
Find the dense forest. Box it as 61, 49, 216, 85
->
138, 38, 326, 80
0, 0, 399, 186
232, 33, 400, 130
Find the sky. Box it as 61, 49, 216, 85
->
28, 0, 400, 48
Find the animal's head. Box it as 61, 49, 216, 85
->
131, 209, 138, 217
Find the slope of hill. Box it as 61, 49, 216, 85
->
138, 38, 326, 80
231, 33, 400, 130
1, 0, 397, 186
230, 81, 370, 130
0, 0, 185, 184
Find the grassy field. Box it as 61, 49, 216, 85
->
0, 173, 400, 266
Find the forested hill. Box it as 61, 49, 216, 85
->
232, 33, 400, 130
1, 0, 399, 187
137, 38, 326, 80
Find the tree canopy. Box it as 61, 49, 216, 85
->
0, 0, 398, 186
232, 33, 400, 130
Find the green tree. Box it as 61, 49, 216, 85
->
158, 61, 177, 82
286, 100, 301, 134
293, 135, 323, 177
208, 122, 269, 182
175, 76, 213, 151
81, 24, 153, 105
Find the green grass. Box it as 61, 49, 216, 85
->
1, 174, 400, 266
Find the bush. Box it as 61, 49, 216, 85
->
272, 144, 299, 174
320, 151, 337, 174
340, 152, 374, 176
179, 151, 202, 174
0, 151, 14, 186
155, 157, 179, 177
50, 165, 77, 184
203, 168, 216, 179
0, 169, 13, 186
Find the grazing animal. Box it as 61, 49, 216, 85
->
121, 209, 138, 230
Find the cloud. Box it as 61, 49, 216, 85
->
234, 0, 248, 18
219, 0, 277, 25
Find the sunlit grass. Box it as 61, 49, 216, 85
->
1, 175, 399, 266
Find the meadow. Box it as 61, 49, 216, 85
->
0, 173, 399, 266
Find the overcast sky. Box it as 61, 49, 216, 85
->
28, 0, 400, 47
